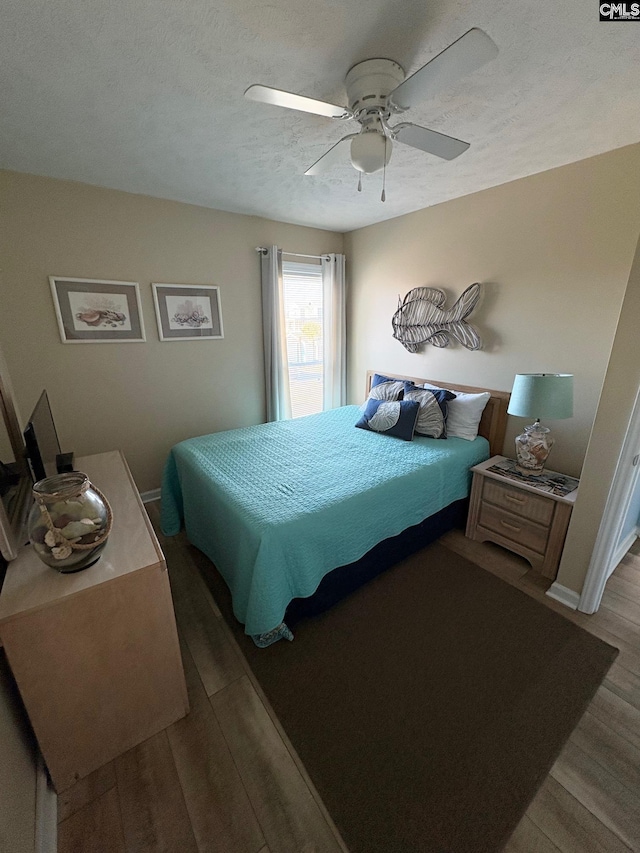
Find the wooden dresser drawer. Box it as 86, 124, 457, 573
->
478, 503, 549, 555
483, 479, 554, 526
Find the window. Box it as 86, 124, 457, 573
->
282, 261, 324, 418
260, 246, 345, 423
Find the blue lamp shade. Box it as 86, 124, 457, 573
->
507, 374, 573, 421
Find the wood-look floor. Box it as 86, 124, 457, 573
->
57, 508, 640, 853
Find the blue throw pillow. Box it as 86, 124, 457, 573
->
371, 373, 399, 388
355, 399, 420, 441
403, 383, 456, 438
367, 373, 405, 403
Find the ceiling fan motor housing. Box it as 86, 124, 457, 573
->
345, 58, 405, 119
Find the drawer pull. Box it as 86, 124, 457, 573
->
505, 493, 526, 504
500, 520, 522, 533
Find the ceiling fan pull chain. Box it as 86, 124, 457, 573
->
381, 138, 387, 202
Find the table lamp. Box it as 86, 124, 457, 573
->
507, 373, 573, 475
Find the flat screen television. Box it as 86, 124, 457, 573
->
23, 391, 62, 482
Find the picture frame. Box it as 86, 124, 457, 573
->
152, 283, 224, 341
49, 277, 146, 343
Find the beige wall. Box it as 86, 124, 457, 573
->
345, 143, 640, 479
0, 171, 343, 492
3, 147, 640, 596
558, 230, 640, 593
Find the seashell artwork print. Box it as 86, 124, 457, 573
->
392, 282, 483, 353
171, 298, 210, 328
75, 308, 127, 328
71, 293, 130, 330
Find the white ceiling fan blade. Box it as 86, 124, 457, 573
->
244, 85, 352, 120
389, 28, 498, 111
393, 123, 470, 160
304, 134, 358, 175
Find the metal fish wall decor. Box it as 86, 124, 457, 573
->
392, 282, 483, 353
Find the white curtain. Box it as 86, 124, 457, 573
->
321, 253, 347, 410
261, 246, 292, 422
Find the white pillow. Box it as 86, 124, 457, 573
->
421, 384, 491, 441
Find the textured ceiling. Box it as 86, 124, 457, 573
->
2, 0, 640, 232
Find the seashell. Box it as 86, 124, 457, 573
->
51, 545, 73, 560
51, 500, 84, 515
53, 514, 73, 529
44, 530, 58, 547
76, 532, 100, 545
60, 520, 96, 539
77, 310, 103, 326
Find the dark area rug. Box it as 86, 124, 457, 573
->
192, 540, 618, 853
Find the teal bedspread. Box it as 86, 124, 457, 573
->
161, 405, 489, 640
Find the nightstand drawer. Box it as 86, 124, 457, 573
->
483, 479, 554, 526
479, 503, 549, 555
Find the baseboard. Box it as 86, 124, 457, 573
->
140, 487, 161, 504
35, 753, 56, 853
545, 582, 580, 610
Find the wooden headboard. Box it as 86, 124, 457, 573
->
365, 370, 510, 458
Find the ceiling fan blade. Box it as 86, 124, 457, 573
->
304, 134, 358, 175
393, 123, 470, 160
389, 28, 498, 111
244, 85, 352, 120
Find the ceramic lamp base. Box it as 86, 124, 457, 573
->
515, 421, 554, 476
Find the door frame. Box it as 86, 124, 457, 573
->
579, 383, 640, 613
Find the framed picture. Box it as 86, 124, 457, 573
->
49, 277, 146, 343
152, 283, 224, 341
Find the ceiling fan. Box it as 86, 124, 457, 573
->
244, 28, 498, 188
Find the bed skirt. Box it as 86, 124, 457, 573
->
284, 497, 468, 627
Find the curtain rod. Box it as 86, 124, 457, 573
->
255, 247, 331, 260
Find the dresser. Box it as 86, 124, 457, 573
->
466, 455, 579, 579
0, 450, 188, 792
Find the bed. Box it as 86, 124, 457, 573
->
161, 371, 510, 646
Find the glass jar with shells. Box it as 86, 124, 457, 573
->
27, 472, 112, 572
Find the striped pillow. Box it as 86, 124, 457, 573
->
403, 385, 455, 438
369, 373, 405, 402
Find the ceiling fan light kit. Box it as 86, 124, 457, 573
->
350, 129, 392, 174
244, 28, 498, 195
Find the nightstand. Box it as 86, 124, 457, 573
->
466, 455, 579, 579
